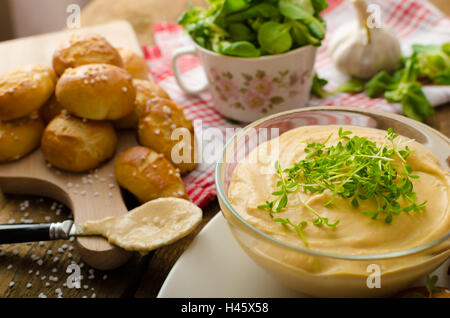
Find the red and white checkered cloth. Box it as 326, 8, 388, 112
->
142, 0, 450, 208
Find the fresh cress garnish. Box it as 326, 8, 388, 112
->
178, 0, 328, 58
258, 128, 427, 246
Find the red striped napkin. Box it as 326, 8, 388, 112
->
142, 0, 450, 208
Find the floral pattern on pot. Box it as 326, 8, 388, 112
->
211, 68, 311, 114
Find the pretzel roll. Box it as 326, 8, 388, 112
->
114, 146, 188, 203
55, 64, 136, 120
39, 94, 65, 124
118, 48, 150, 80
138, 98, 196, 174
52, 33, 123, 77
0, 113, 44, 163
113, 79, 170, 129
41, 114, 117, 172
0, 64, 56, 120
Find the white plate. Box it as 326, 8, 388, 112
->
157, 213, 449, 298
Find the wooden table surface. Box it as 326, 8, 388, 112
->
0, 0, 449, 298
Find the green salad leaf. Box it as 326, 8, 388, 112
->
310, 73, 328, 98
413, 44, 450, 85
220, 40, 261, 57
314, 42, 449, 122
179, 0, 327, 57
257, 21, 292, 54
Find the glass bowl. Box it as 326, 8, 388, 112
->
215, 106, 450, 297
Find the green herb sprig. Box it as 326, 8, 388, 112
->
425, 274, 441, 298
258, 128, 427, 245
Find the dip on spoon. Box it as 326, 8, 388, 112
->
75, 197, 202, 254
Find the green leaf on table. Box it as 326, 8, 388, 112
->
311, 0, 328, 14
364, 71, 398, 98
331, 78, 365, 94
400, 82, 434, 122
413, 43, 450, 84
310, 72, 328, 98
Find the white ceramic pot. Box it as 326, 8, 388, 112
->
171, 43, 317, 122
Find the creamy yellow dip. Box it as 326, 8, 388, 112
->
80, 198, 202, 254
228, 125, 450, 256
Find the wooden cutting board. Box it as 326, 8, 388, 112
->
0, 21, 144, 270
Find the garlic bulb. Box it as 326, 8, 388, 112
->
328, 0, 402, 79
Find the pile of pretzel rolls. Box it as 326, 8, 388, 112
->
0, 33, 196, 203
